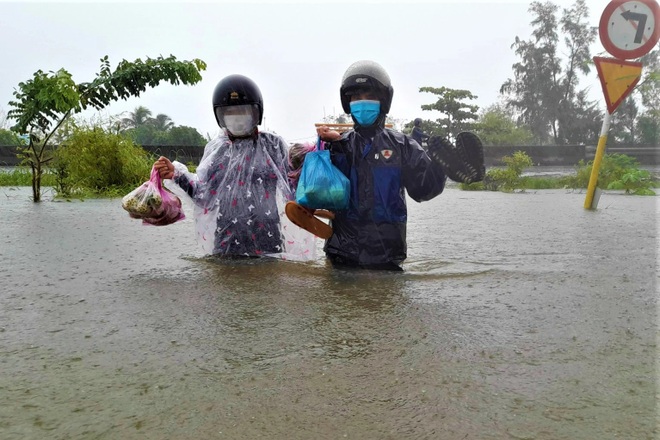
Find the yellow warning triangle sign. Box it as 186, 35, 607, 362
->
594, 56, 643, 114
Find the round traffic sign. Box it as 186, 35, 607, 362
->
599, 0, 660, 59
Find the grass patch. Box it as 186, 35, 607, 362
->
0, 167, 57, 187
0, 167, 139, 198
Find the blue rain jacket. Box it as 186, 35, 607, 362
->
324, 127, 446, 267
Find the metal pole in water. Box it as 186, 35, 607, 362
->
584, 112, 611, 210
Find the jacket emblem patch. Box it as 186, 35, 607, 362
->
381, 149, 393, 160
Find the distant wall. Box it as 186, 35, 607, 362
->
484, 145, 660, 166
139, 145, 205, 165
1, 144, 658, 167
0, 146, 20, 166
584, 146, 659, 166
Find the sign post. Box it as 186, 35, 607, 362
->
584, 0, 659, 209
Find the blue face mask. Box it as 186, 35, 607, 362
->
350, 100, 381, 126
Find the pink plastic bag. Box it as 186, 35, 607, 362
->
122, 167, 185, 226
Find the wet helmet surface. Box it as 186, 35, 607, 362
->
212, 74, 264, 126
340, 60, 393, 115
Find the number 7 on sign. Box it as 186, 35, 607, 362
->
621, 8, 648, 43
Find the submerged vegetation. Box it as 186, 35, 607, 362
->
460, 151, 658, 195
7, 55, 206, 202
52, 125, 152, 198
1, 123, 199, 198
1, 141, 657, 199
1, 125, 154, 197
0, 167, 56, 187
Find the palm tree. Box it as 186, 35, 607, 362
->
151, 113, 174, 131
121, 106, 152, 129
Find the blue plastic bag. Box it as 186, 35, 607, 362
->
295, 139, 350, 210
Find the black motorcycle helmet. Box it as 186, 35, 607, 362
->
414, 118, 422, 126
340, 60, 394, 115
212, 74, 264, 128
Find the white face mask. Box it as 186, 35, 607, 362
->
224, 114, 255, 136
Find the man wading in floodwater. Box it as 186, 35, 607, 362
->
289, 59, 486, 271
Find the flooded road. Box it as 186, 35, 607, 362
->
0, 186, 657, 439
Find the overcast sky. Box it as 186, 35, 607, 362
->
1, 0, 610, 144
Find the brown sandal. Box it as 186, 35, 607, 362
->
285, 201, 333, 239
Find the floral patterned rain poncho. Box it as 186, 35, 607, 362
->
170, 131, 316, 260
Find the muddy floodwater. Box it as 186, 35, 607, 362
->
1, 186, 657, 440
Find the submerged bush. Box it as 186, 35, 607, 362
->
461, 150, 533, 192
559, 153, 658, 194
53, 126, 152, 197
607, 169, 656, 195
460, 152, 657, 195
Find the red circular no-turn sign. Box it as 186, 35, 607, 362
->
599, 0, 660, 59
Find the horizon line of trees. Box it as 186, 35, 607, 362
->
399, 0, 658, 148
331, 0, 659, 147
117, 105, 207, 146
0, 105, 207, 147
2, 1, 658, 150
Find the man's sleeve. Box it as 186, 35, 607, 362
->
402, 137, 446, 202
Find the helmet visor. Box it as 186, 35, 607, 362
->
344, 84, 375, 97
215, 104, 260, 128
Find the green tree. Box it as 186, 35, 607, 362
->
0, 128, 26, 146
124, 124, 159, 145
556, 0, 597, 143
472, 105, 534, 146
500, 2, 560, 144
401, 119, 446, 139
558, 89, 601, 145
602, 50, 660, 146
610, 98, 639, 145
630, 50, 660, 145
500, 0, 597, 145
636, 113, 659, 145
121, 105, 153, 129
636, 50, 660, 119
419, 86, 479, 139
7, 55, 206, 201
151, 113, 174, 131
124, 120, 205, 146
166, 125, 206, 146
